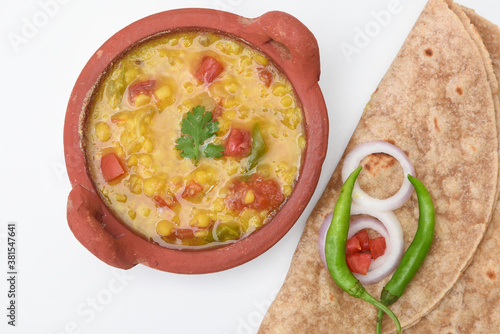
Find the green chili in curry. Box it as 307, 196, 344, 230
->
246, 123, 267, 172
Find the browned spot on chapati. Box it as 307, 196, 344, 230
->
486, 270, 496, 280
363, 153, 396, 176
434, 117, 441, 132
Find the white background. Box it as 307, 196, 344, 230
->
1, 0, 499, 333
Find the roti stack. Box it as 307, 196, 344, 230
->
258, 0, 500, 333
407, 4, 500, 333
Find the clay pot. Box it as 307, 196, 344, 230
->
65, 8, 328, 274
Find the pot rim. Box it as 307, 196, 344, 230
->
64, 8, 328, 274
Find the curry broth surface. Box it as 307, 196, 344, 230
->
85, 31, 305, 249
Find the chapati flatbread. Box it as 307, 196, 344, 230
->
407, 6, 500, 333
258, 0, 499, 333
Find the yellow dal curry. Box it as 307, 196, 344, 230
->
85, 31, 305, 248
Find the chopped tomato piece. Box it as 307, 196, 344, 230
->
153, 195, 178, 210
195, 56, 224, 83
173, 228, 195, 240
224, 128, 252, 157
153, 195, 169, 207
253, 177, 284, 210
346, 253, 372, 275
128, 80, 156, 103
346, 236, 362, 254
257, 67, 273, 87
355, 229, 371, 251
226, 174, 284, 211
226, 182, 250, 211
369, 237, 387, 260
100, 153, 126, 182
181, 179, 204, 198
250, 175, 284, 210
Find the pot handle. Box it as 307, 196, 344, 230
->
247, 11, 320, 81
67, 184, 136, 270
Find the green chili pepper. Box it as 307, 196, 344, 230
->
376, 174, 435, 334
246, 123, 267, 172
326, 166, 401, 334
106, 64, 127, 108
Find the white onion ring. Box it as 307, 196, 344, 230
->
341, 141, 416, 211
318, 204, 404, 284
318, 212, 333, 267
212, 221, 221, 242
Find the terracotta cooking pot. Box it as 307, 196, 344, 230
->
65, 8, 328, 274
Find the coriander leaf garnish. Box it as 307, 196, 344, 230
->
204, 143, 225, 159
175, 136, 196, 160
175, 105, 225, 165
